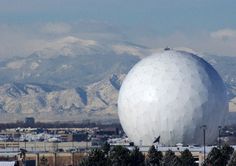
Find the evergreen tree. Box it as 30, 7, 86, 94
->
130, 146, 145, 166
204, 145, 234, 166
102, 142, 111, 156
109, 145, 131, 166
79, 159, 90, 166
79, 148, 108, 166
180, 149, 195, 166
204, 147, 223, 166
146, 145, 163, 166
220, 143, 234, 165
163, 150, 181, 166
228, 151, 236, 166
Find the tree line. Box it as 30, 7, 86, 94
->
79, 143, 236, 166
79, 143, 195, 166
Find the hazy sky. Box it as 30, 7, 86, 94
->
0, 0, 236, 57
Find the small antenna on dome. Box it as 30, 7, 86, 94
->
164, 47, 171, 51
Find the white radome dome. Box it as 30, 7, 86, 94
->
118, 50, 228, 146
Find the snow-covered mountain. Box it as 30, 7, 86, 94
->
0, 36, 146, 88
0, 36, 236, 123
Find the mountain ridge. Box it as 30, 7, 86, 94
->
0, 37, 236, 123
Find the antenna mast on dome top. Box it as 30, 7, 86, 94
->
164, 47, 171, 51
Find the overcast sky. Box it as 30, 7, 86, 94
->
0, 0, 236, 57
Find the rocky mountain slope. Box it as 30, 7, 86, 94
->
0, 36, 236, 123
0, 74, 125, 123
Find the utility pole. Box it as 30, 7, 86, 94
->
201, 125, 207, 162
54, 152, 57, 166
218, 126, 222, 148
72, 152, 74, 166
72, 133, 74, 149
24, 139, 27, 150
86, 130, 89, 154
